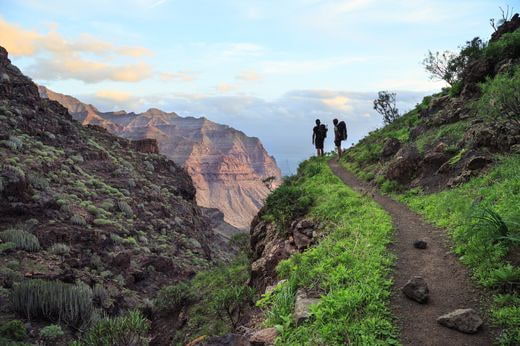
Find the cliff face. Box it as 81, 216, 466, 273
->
38, 86, 282, 230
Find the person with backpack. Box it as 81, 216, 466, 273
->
333, 118, 347, 158
312, 119, 327, 157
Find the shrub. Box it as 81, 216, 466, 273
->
1, 136, 23, 151
0, 229, 40, 251
117, 200, 133, 218
485, 29, 520, 61
263, 182, 313, 233
0, 320, 27, 341
477, 66, 520, 127
155, 281, 193, 312
0, 242, 16, 254
39, 324, 64, 342
49, 243, 70, 256
93, 219, 114, 226
27, 174, 49, 190
70, 214, 87, 226
71, 310, 150, 346
11, 280, 94, 329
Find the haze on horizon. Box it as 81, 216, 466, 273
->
0, 0, 509, 174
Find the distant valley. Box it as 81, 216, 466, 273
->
38, 86, 282, 230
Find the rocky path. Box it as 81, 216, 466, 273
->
328, 159, 495, 346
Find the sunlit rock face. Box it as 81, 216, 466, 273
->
39, 86, 282, 229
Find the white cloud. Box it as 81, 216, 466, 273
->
236, 70, 263, 81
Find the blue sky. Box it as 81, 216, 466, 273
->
0, 0, 514, 173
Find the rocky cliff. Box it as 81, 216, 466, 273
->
38, 86, 282, 230
0, 45, 233, 343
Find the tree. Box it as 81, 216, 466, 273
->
373, 91, 400, 125
490, 5, 515, 32
422, 50, 459, 86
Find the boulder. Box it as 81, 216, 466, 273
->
413, 240, 427, 249
249, 328, 278, 346
465, 156, 492, 171
401, 276, 429, 303
385, 145, 421, 184
293, 230, 312, 250
437, 308, 483, 334
294, 289, 320, 325
381, 138, 401, 158
447, 170, 472, 188
434, 142, 448, 153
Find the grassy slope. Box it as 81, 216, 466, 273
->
259, 158, 399, 345
339, 82, 520, 344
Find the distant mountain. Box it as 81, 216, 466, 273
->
38, 86, 282, 229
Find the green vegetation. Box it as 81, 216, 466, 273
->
0, 320, 27, 341
477, 66, 520, 126
262, 177, 314, 234
71, 310, 150, 346
0, 229, 40, 252
49, 243, 71, 256
259, 158, 398, 345
39, 324, 65, 342
156, 254, 253, 343
398, 155, 520, 344
11, 280, 94, 329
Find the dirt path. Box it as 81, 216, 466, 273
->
328, 159, 495, 346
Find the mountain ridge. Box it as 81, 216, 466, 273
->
38, 86, 282, 229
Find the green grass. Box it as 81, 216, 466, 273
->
259, 158, 398, 345
398, 155, 520, 344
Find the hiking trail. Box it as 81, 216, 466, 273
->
328, 159, 495, 346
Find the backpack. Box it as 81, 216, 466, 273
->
338, 121, 347, 140
319, 124, 328, 138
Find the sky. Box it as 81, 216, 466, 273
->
0, 0, 514, 174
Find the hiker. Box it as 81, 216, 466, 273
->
333, 118, 347, 158
312, 119, 327, 157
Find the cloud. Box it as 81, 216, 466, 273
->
0, 17, 153, 83
236, 70, 262, 81
29, 57, 152, 83
215, 83, 237, 93
95, 90, 133, 102
260, 56, 367, 75
74, 87, 428, 174
159, 71, 197, 82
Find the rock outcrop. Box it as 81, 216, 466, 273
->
38, 86, 282, 230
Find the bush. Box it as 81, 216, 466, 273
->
155, 281, 193, 312
0, 242, 16, 254
11, 280, 94, 329
477, 66, 520, 127
71, 310, 150, 346
0, 229, 40, 251
263, 182, 313, 233
39, 324, 64, 342
117, 201, 133, 218
485, 29, 520, 61
49, 243, 70, 256
70, 214, 87, 226
0, 320, 27, 341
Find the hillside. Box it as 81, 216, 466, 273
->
0, 45, 235, 345
38, 86, 282, 230
158, 15, 520, 346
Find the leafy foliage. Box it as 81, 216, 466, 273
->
477, 66, 520, 127
0, 229, 40, 252
373, 91, 400, 124
11, 280, 94, 329
263, 176, 314, 234
39, 324, 65, 342
71, 310, 150, 346
164, 254, 254, 344
0, 320, 27, 341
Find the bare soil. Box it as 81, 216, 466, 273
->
328, 159, 496, 346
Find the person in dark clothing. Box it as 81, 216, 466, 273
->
312, 119, 327, 157
333, 118, 347, 158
